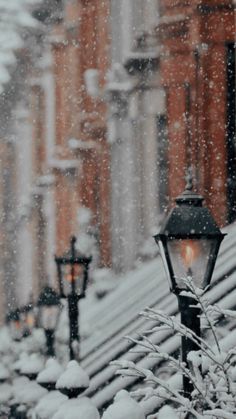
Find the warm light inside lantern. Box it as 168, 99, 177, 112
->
14, 320, 21, 330
180, 240, 200, 270
64, 265, 81, 283
167, 238, 215, 289
26, 314, 35, 328
61, 264, 83, 297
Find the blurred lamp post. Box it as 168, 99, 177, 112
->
37, 286, 61, 357
6, 309, 23, 341
154, 179, 225, 396
20, 301, 35, 337
55, 236, 92, 360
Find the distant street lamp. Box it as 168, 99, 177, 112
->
20, 301, 35, 338
55, 236, 92, 360
154, 179, 226, 396
6, 309, 23, 341
37, 286, 61, 357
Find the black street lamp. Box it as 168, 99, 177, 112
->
154, 180, 226, 396
37, 286, 61, 357
55, 236, 92, 360
6, 309, 23, 341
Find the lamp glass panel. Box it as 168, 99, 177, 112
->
39, 306, 60, 330
26, 312, 35, 329
21, 310, 35, 331
157, 239, 174, 290
61, 264, 84, 296
167, 238, 215, 289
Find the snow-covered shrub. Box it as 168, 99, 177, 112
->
112, 278, 236, 418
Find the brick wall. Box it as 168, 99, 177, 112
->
159, 0, 235, 226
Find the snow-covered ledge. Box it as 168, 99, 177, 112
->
68, 138, 99, 151
35, 174, 55, 188
49, 158, 80, 173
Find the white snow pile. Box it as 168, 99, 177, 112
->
12, 376, 47, 405
0, 327, 12, 353
20, 353, 44, 375
0, 0, 41, 93
0, 383, 13, 403
13, 352, 28, 372
92, 268, 117, 299
19, 328, 46, 354
17, 381, 47, 405
157, 405, 178, 419
34, 390, 67, 419
56, 360, 90, 391
12, 376, 29, 398
0, 362, 10, 381
102, 390, 145, 419
52, 397, 100, 419
37, 358, 64, 384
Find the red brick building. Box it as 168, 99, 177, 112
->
159, 0, 235, 226
47, 0, 111, 265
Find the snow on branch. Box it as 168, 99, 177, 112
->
110, 278, 236, 418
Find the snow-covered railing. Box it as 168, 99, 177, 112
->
82, 223, 236, 364
82, 224, 236, 372
79, 223, 236, 413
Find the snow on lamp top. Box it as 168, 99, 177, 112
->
37, 358, 64, 384
35, 391, 67, 419
56, 360, 89, 392
102, 390, 145, 419
0, 363, 10, 381
158, 405, 179, 419
51, 397, 100, 419
14, 380, 47, 405
20, 353, 44, 376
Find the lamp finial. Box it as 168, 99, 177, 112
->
185, 167, 193, 191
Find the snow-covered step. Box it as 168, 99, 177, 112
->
82, 232, 236, 366
89, 282, 236, 410
80, 222, 236, 411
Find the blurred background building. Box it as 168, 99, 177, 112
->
0, 0, 234, 322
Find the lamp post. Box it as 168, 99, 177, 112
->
37, 286, 61, 357
154, 179, 226, 396
20, 301, 35, 338
55, 236, 92, 360
6, 308, 23, 341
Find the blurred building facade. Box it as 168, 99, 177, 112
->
106, 1, 165, 272
0, 0, 235, 322
159, 0, 235, 226
28, 0, 111, 294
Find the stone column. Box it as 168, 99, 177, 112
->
14, 104, 34, 305
106, 67, 140, 272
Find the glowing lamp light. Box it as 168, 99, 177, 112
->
154, 186, 226, 293
181, 241, 196, 268
55, 236, 92, 299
